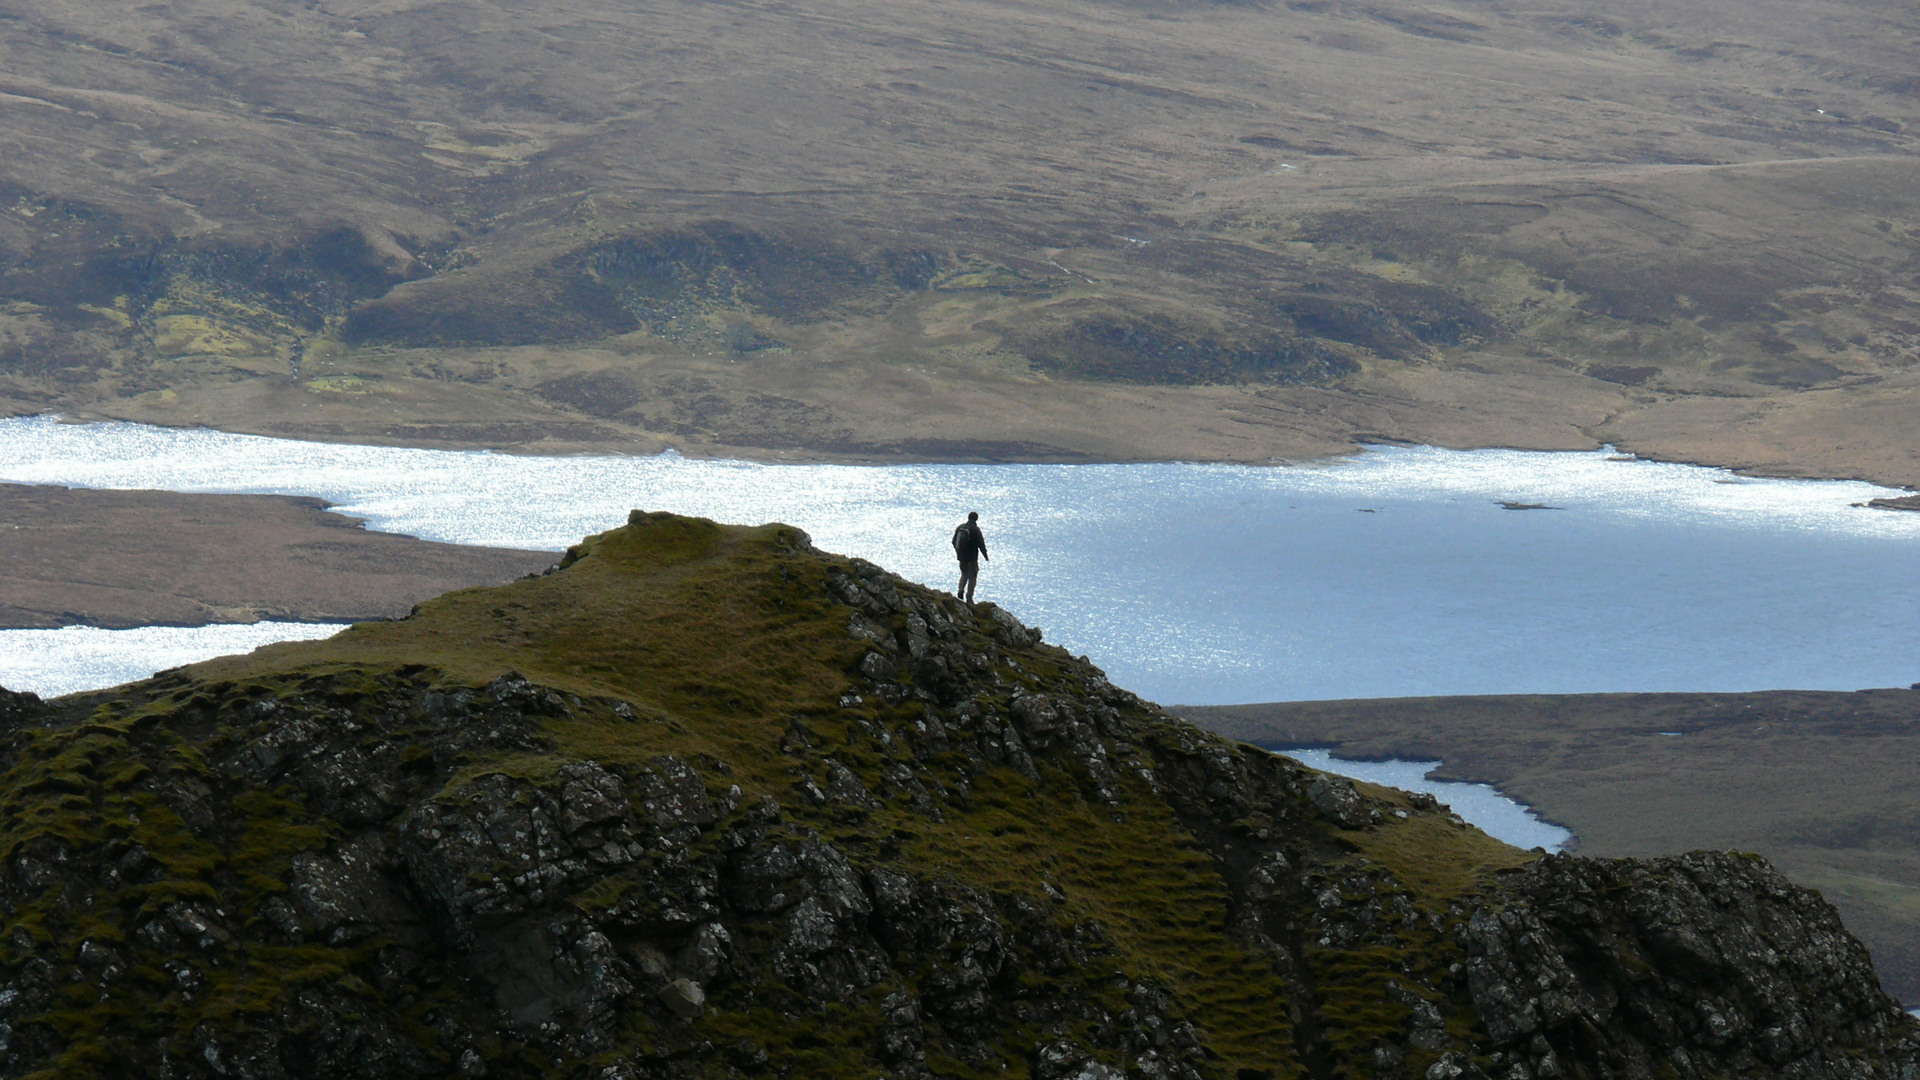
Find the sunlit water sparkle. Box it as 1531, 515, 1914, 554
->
0, 622, 346, 699
6, 414, 1920, 702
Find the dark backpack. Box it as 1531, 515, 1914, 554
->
952, 523, 978, 560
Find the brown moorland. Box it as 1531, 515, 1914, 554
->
0, 483, 552, 628
0, 0, 1916, 479
1182, 692, 1920, 1003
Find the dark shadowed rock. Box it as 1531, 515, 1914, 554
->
1466, 851, 1911, 1079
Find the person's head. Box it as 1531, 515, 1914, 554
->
967, 511, 979, 522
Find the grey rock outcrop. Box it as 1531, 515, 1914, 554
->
1307, 773, 1371, 828
1465, 851, 1916, 1080
0, 537, 1916, 1080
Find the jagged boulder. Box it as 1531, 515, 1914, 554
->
1465, 852, 1914, 1080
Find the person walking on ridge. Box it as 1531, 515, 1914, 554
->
952, 511, 988, 603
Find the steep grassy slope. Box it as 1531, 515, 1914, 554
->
0, 515, 1913, 1079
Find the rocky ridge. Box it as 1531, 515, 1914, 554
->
0, 512, 1912, 1079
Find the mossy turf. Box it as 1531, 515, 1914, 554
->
0, 513, 1535, 1079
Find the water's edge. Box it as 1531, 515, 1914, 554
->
9, 414, 1920, 703
0, 622, 348, 699
1275, 747, 1574, 852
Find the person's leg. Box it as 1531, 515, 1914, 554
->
959, 561, 978, 602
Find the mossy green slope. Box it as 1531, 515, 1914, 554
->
0, 513, 1910, 1080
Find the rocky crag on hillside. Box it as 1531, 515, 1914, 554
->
0, 512, 1913, 1079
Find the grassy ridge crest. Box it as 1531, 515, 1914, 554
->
0, 514, 1903, 1079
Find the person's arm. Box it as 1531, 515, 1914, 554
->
978, 527, 989, 560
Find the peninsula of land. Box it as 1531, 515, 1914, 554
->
0, 483, 552, 628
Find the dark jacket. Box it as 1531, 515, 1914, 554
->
952, 521, 987, 563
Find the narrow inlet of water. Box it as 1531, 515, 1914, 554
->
1277, 748, 1572, 851
6, 415, 1920, 703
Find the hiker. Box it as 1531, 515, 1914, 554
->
952, 511, 988, 602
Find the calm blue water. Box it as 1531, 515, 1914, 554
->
1278, 749, 1573, 851
5, 414, 1920, 704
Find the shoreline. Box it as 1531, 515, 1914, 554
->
18, 408, 1920, 494
7, 411, 1918, 638
0, 481, 554, 631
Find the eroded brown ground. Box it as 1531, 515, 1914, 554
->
0, 483, 553, 628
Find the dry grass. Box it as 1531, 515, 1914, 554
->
0, 0, 1916, 481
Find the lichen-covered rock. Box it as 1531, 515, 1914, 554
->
289, 833, 415, 945
399, 772, 603, 939
1307, 773, 1371, 828
636, 754, 722, 836
981, 603, 1044, 644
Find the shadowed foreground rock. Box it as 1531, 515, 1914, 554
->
0, 512, 1912, 1079
1465, 853, 1911, 1080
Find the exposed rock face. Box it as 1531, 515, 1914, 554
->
1465, 852, 1914, 1080
0, 688, 41, 728
0, 515, 1913, 1079
1306, 775, 1372, 830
